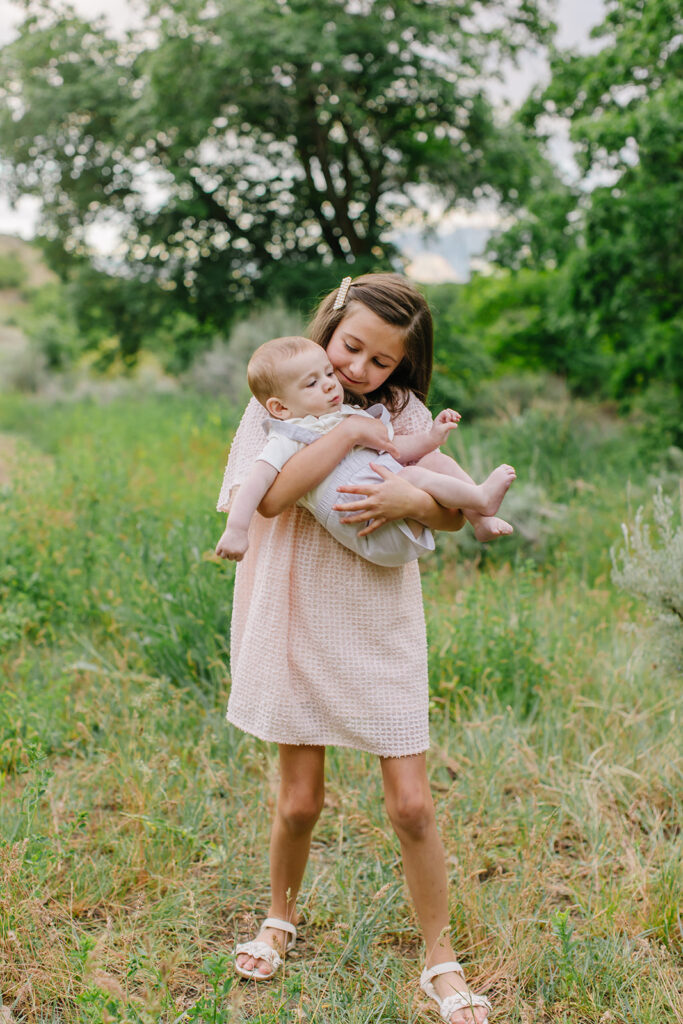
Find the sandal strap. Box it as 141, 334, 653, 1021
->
440, 991, 492, 1016
420, 960, 465, 986
420, 961, 491, 1024
262, 917, 297, 940
234, 940, 283, 969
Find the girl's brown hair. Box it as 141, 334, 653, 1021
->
308, 272, 433, 414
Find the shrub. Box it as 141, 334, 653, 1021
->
185, 301, 304, 399
0, 251, 27, 289
0, 337, 49, 393
611, 486, 683, 668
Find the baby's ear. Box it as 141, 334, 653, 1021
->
265, 396, 290, 420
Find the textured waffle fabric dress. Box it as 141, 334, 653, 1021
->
217, 392, 432, 757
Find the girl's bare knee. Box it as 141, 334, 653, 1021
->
385, 790, 434, 840
278, 784, 324, 835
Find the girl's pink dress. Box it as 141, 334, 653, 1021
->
217, 393, 432, 757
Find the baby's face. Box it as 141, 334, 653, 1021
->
274, 346, 344, 419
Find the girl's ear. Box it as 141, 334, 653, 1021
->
265, 396, 290, 420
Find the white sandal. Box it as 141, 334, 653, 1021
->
420, 961, 492, 1023
234, 917, 297, 982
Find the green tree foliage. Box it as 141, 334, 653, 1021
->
495, 0, 683, 435
0, 0, 555, 347
426, 271, 560, 413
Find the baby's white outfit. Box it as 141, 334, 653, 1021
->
257, 403, 435, 567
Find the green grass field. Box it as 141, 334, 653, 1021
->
1, 391, 681, 1023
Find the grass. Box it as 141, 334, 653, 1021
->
0, 390, 681, 1023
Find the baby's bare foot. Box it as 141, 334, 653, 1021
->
478, 464, 515, 516
471, 514, 514, 542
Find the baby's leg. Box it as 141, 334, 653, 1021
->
399, 463, 515, 517
417, 450, 514, 541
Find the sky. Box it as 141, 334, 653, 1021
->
0, 0, 606, 277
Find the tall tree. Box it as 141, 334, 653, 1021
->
497, 0, 683, 431
0, 0, 554, 332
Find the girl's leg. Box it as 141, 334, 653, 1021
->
380, 754, 488, 1024
236, 744, 326, 976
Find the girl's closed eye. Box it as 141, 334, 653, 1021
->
343, 338, 387, 369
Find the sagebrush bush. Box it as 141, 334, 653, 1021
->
186, 301, 305, 399
0, 337, 48, 393
611, 486, 683, 667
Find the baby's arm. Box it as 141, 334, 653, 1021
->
391, 409, 461, 465
215, 460, 279, 560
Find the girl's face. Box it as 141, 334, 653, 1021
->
326, 303, 406, 396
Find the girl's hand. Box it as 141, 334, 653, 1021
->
333, 462, 423, 536
345, 415, 399, 459
430, 408, 461, 447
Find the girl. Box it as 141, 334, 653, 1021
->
216, 273, 495, 1024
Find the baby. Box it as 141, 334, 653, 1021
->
216, 336, 515, 567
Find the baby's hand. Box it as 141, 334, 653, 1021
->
215, 526, 249, 561
430, 408, 461, 446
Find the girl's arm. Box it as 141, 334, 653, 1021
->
258, 416, 399, 517
335, 464, 465, 534
335, 393, 461, 533
333, 460, 466, 532
216, 461, 279, 559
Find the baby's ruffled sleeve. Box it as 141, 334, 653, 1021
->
391, 391, 433, 436
216, 397, 268, 512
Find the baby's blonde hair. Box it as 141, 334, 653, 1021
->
247, 336, 319, 406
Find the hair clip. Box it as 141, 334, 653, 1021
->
332, 276, 352, 311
